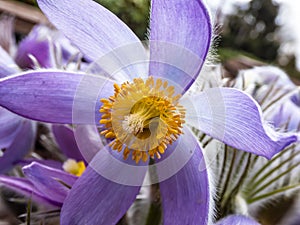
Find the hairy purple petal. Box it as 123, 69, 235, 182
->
23, 162, 77, 203
61, 146, 147, 225
52, 125, 84, 161
215, 215, 260, 225
37, 0, 147, 80
149, 0, 211, 94
158, 127, 210, 224
0, 70, 114, 124
182, 87, 299, 159
0, 175, 62, 206
0, 120, 36, 173
73, 125, 104, 163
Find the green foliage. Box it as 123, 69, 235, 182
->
95, 0, 149, 40
221, 0, 281, 62
218, 47, 260, 62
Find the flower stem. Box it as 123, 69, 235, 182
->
220, 148, 237, 208
248, 145, 295, 185
248, 148, 300, 193
263, 88, 300, 112
247, 184, 300, 204
222, 153, 252, 208
248, 162, 300, 198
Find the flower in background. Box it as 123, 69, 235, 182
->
211, 65, 300, 225
0, 124, 89, 207
233, 66, 300, 131
0, 19, 37, 174
0, 113, 35, 173
14, 25, 81, 70
0, 18, 83, 174
0, 0, 299, 224
0, 162, 77, 207
0, 18, 81, 77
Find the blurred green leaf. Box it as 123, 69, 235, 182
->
95, 0, 149, 40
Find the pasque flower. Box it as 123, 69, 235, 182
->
0, 162, 77, 207
0, 23, 79, 78
0, 0, 299, 224
223, 66, 300, 225
234, 66, 300, 132
0, 22, 82, 174
0, 125, 87, 207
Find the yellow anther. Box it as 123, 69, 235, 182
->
100, 119, 111, 124
113, 83, 121, 92
158, 146, 165, 154
100, 98, 110, 103
155, 79, 162, 89
100, 130, 109, 135
105, 132, 115, 139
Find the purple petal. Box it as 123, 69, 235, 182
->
38, 0, 147, 80
157, 127, 210, 224
23, 162, 77, 203
215, 215, 260, 225
0, 175, 61, 206
0, 107, 23, 149
149, 0, 212, 94
88, 145, 149, 185
0, 70, 114, 124
15, 26, 53, 69
241, 66, 295, 90
0, 120, 36, 173
73, 125, 104, 163
0, 46, 20, 78
181, 87, 299, 159
52, 125, 84, 161
61, 146, 147, 224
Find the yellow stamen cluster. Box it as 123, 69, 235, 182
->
63, 159, 86, 176
99, 77, 186, 163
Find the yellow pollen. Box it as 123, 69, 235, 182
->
63, 159, 86, 176
99, 77, 186, 163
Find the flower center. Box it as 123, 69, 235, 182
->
99, 77, 186, 163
